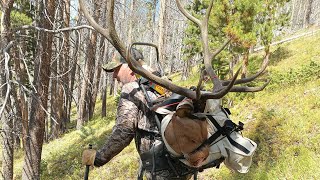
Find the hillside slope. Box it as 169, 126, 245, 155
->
12, 31, 320, 180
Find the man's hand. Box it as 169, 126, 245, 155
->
82, 149, 96, 166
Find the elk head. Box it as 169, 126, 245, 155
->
164, 101, 210, 167
79, 0, 270, 167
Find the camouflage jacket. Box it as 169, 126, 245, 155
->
94, 81, 192, 179
94, 81, 159, 165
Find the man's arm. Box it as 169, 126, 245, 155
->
94, 84, 139, 166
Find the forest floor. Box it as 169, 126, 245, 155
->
9, 29, 320, 179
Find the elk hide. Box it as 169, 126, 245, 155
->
161, 99, 257, 173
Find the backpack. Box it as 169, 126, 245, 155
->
156, 97, 257, 174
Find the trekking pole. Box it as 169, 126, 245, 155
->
84, 144, 92, 180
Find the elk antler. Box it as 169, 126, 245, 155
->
79, 0, 269, 100
176, 0, 270, 97
222, 53, 271, 90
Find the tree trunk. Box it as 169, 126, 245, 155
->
61, 0, 71, 131
68, 11, 81, 122
303, 0, 312, 28
127, 0, 135, 45
101, 73, 108, 117
241, 49, 250, 79
13, 30, 29, 149
0, 0, 15, 179
1, 106, 14, 180
113, 79, 118, 97
148, 0, 157, 68
77, 44, 89, 128
291, 0, 311, 30
109, 76, 115, 96
50, 36, 58, 139
77, 0, 100, 129
89, 0, 106, 119
101, 28, 109, 117
9, 83, 22, 150
181, 59, 191, 81
158, 0, 167, 64
263, 45, 271, 68
89, 38, 104, 119
22, 0, 55, 179
229, 54, 240, 78
50, 3, 65, 140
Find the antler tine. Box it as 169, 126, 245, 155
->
196, 69, 206, 100
200, 68, 241, 100
204, 0, 214, 24
187, 0, 226, 94
221, 52, 270, 86
79, 0, 110, 41
222, 53, 270, 93
176, 0, 201, 26
230, 79, 271, 92
176, 0, 234, 99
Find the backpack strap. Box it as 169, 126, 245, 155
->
206, 115, 250, 154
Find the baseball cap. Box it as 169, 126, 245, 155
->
102, 54, 126, 72
102, 48, 144, 72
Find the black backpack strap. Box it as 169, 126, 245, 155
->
207, 115, 250, 154
190, 115, 224, 153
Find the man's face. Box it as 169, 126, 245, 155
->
112, 64, 137, 84
112, 65, 122, 80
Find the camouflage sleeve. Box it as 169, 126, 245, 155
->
94, 83, 139, 167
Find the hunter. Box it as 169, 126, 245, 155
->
82, 49, 193, 179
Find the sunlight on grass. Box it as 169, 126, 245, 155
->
11, 96, 118, 179
270, 31, 320, 72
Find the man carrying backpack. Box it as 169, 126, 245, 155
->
82, 49, 192, 179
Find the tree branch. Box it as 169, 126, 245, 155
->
17, 45, 37, 93
13, 25, 95, 33
0, 41, 14, 119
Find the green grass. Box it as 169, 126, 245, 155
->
209, 79, 320, 180
10, 30, 320, 179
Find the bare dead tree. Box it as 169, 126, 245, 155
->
22, 0, 56, 179
62, 0, 71, 129
158, 0, 167, 65
68, 16, 82, 122
0, 0, 15, 179
46, 0, 73, 140
77, 0, 101, 129
90, 0, 109, 118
